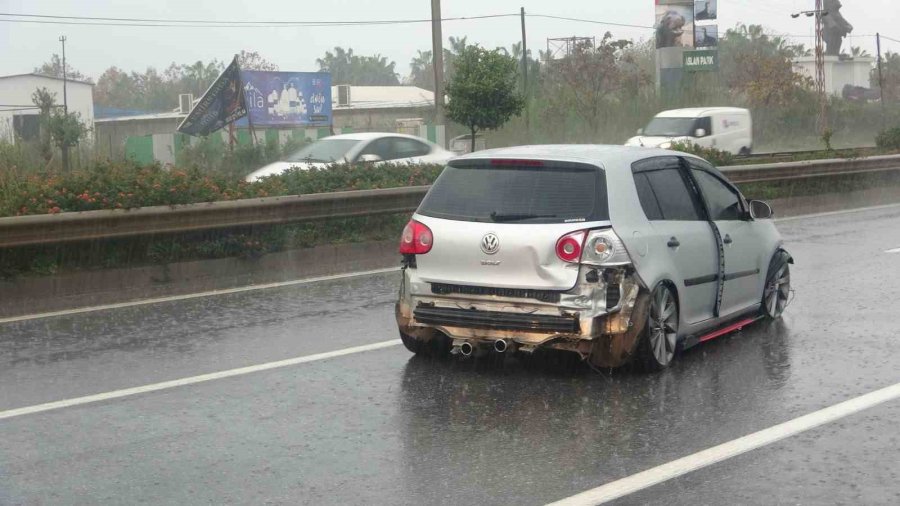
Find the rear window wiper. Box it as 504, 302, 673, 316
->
489, 212, 558, 222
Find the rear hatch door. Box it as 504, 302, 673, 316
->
413, 160, 609, 291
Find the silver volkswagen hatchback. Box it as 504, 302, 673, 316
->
395, 145, 792, 370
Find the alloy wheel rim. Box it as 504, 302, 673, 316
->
765, 264, 790, 317
649, 286, 677, 365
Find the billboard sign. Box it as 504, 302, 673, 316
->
695, 0, 717, 21
683, 49, 719, 71
694, 24, 719, 48
655, 2, 694, 49
177, 57, 247, 137
241, 71, 332, 127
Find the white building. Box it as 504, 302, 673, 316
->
792, 56, 875, 97
0, 73, 94, 145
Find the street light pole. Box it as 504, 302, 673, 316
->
431, 0, 445, 141
791, 4, 829, 136
877, 33, 886, 131
59, 35, 68, 114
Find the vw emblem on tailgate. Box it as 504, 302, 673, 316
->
481, 233, 500, 255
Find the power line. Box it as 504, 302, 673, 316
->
526, 14, 653, 31
0, 12, 518, 28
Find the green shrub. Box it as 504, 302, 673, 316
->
668, 141, 735, 166
876, 126, 900, 150
0, 160, 444, 217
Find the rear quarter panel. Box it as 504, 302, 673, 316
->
604, 159, 681, 294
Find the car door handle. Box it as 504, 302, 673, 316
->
667, 237, 680, 248
723, 234, 733, 245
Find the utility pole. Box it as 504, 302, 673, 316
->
430, 0, 445, 140
59, 34, 70, 171
792, 3, 828, 136
814, 0, 827, 135
520, 7, 529, 129
877, 33, 886, 130
59, 35, 68, 114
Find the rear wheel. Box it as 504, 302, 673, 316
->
636, 284, 678, 371
762, 252, 791, 319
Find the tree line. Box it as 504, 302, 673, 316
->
31, 25, 900, 149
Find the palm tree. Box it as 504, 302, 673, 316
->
408, 50, 434, 90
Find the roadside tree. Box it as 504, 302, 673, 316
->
317, 47, 399, 85
34, 54, 90, 82
445, 46, 524, 151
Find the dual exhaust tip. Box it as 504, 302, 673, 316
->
457, 339, 511, 357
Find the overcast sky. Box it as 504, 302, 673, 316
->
1, 0, 898, 81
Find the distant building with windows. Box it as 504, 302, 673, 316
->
0, 73, 94, 145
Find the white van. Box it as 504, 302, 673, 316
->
625, 107, 753, 155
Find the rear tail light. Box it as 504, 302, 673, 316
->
556, 230, 586, 263
583, 229, 632, 266
399, 220, 433, 255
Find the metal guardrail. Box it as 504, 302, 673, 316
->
0, 186, 429, 248
719, 154, 900, 183
1, 154, 899, 248
734, 146, 876, 162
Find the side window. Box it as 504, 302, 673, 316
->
358, 138, 391, 160
632, 157, 703, 221
692, 169, 744, 221
393, 138, 431, 159
697, 116, 712, 135
645, 169, 704, 221
633, 173, 663, 221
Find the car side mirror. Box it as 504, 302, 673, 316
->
358, 154, 383, 163
748, 200, 773, 220
694, 128, 707, 138
636, 128, 644, 135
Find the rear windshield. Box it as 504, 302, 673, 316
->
417, 164, 608, 223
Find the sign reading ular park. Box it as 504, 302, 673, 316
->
683, 49, 719, 71
241, 71, 332, 127
177, 57, 247, 137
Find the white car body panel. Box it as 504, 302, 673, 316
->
245, 132, 454, 181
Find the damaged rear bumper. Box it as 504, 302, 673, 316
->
396, 266, 650, 366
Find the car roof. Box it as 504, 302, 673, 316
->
451, 144, 699, 168
316, 132, 435, 143
655, 107, 749, 118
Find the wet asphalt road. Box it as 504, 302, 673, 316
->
1, 205, 900, 505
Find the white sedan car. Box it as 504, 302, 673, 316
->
245, 132, 454, 182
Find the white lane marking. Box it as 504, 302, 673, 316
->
0, 267, 399, 325
546, 381, 900, 506
886, 247, 900, 254
775, 202, 900, 222
0, 339, 402, 421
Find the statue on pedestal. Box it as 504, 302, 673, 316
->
823, 0, 853, 56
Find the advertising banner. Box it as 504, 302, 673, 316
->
694, 25, 719, 48
655, 2, 695, 49
240, 71, 332, 127
177, 57, 247, 137
695, 0, 717, 21
683, 49, 719, 71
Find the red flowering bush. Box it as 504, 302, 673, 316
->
0, 160, 444, 217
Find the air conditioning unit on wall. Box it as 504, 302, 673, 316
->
178, 94, 194, 114
336, 85, 351, 106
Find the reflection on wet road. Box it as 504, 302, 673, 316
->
1, 206, 899, 505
